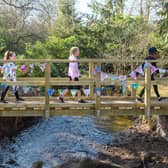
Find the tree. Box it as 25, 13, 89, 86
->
0, 0, 57, 54
159, 2, 168, 36
53, 0, 76, 37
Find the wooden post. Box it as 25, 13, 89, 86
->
95, 63, 101, 112
131, 60, 136, 97
131, 87, 136, 97
89, 61, 94, 98
144, 65, 151, 119
44, 62, 51, 119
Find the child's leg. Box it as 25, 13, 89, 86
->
139, 87, 145, 98
58, 89, 70, 103
77, 88, 86, 103
153, 85, 160, 98
1, 85, 10, 101
13, 86, 24, 101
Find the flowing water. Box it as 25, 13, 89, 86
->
0, 115, 132, 168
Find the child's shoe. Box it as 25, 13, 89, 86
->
0, 100, 8, 103
78, 99, 87, 103
158, 97, 166, 102
136, 97, 144, 103
58, 96, 64, 103
16, 97, 24, 102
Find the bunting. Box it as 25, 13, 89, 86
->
48, 88, 55, 96
39, 63, 47, 72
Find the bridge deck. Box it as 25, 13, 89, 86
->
0, 98, 167, 117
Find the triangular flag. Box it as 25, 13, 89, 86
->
20, 65, 27, 73
39, 63, 47, 72
48, 88, 55, 96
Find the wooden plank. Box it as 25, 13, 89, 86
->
1, 58, 168, 64
50, 80, 95, 86
50, 102, 95, 108
0, 110, 43, 117
89, 62, 94, 97
95, 63, 101, 111
145, 65, 151, 119
98, 109, 145, 116
0, 81, 45, 86
14, 77, 94, 81
50, 109, 95, 117
152, 80, 168, 86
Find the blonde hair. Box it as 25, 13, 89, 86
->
70, 47, 79, 56
4, 51, 15, 61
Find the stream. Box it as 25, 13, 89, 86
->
0, 115, 132, 168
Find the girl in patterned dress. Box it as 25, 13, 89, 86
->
0, 51, 24, 103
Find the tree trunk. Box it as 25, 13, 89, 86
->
140, 0, 143, 17
145, 0, 151, 22
155, 116, 168, 140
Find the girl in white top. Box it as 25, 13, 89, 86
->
59, 47, 86, 103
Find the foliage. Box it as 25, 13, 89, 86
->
0, 0, 167, 63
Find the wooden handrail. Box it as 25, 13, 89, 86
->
0, 58, 168, 63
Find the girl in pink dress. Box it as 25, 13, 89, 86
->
59, 47, 86, 103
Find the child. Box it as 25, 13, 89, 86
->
59, 47, 86, 103
136, 47, 166, 102
0, 51, 24, 103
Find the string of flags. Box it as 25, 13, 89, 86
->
17, 63, 47, 74
129, 62, 168, 80
0, 63, 47, 74
48, 88, 91, 97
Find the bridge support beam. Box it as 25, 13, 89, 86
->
145, 65, 151, 119
95, 63, 101, 111
44, 61, 51, 119
89, 62, 94, 97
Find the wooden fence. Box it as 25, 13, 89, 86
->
0, 59, 167, 118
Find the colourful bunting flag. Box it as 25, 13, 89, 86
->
95, 66, 101, 72
20, 65, 27, 73
39, 63, 47, 72
95, 87, 102, 96
22, 86, 30, 94
70, 89, 77, 98
48, 88, 55, 96
29, 64, 35, 74
84, 89, 90, 97
132, 83, 139, 90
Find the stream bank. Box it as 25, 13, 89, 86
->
0, 117, 39, 138
53, 117, 168, 168
97, 117, 168, 168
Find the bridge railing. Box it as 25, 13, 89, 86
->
0, 59, 168, 118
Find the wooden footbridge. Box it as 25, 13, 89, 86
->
0, 59, 168, 118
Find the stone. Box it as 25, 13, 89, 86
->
31, 161, 43, 168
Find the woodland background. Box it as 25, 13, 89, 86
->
0, 0, 167, 62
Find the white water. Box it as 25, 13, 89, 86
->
0, 116, 115, 168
